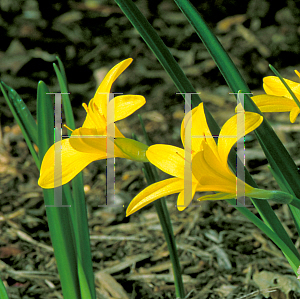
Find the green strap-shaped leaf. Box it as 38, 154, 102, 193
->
56, 56, 68, 88
0, 280, 9, 299
269, 64, 300, 109
1, 81, 38, 145
53, 65, 96, 299
37, 80, 81, 299
0, 82, 39, 167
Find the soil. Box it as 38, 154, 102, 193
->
1, 0, 300, 298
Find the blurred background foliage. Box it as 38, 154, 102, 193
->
1, 0, 300, 128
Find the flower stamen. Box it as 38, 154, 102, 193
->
82, 103, 89, 113
64, 124, 73, 132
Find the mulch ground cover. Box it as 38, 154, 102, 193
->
1, 0, 300, 298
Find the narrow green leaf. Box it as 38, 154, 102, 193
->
78, 257, 93, 299
37, 81, 81, 299
37, 81, 75, 217
0, 280, 9, 299
0, 82, 39, 167
114, 0, 200, 107
72, 172, 96, 299
226, 198, 300, 274
173, 0, 300, 262
56, 56, 68, 88
1, 81, 38, 145
269, 64, 300, 109
37, 81, 54, 159
268, 165, 300, 237
53, 63, 75, 131
53, 64, 96, 299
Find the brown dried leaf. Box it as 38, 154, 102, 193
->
0, 246, 22, 258
217, 14, 247, 33
95, 271, 129, 299
253, 271, 300, 298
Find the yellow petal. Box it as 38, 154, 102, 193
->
191, 144, 255, 195
146, 144, 186, 179
176, 183, 198, 211
38, 139, 104, 189
290, 107, 300, 123
192, 149, 232, 188
69, 128, 106, 152
181, 103, 218, 155
69, 128, 129, 158
114, 95, 146, 122
197, 192, 236, 201
92, 58, 133, 117
82, 101, 107, 129
196, 178, 253, 194
181, 107, 202, 152
263, 76, 300, 99
194, 103, 218, 154
218, 112, 263, 166
126, 178, 184, 216
194, 175, 254, 197
251, 94, 296, 112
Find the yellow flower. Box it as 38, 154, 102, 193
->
38, 58, 147, 189
251, 70, 300, 123
126, 103, 263, 216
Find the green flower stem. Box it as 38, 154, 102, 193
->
56, 56, 68, 88
173, 0, 300, 262
54, 66, 96, 299
53, 64, 76, 131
